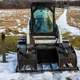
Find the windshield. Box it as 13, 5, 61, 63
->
33, 7, 53, 33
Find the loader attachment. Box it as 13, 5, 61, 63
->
16, 43, 78, 72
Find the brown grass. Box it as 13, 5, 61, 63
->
0, 35, 18, 54
67, 8, 80, 29
62, 32, 80, 48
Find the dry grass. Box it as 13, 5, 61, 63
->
67, 8, 80, 29
62, 32, 80, 48
0, 35, 18, 54
0, 9, 30, 28
70, 36, 80, 48
55, 8, 64, 20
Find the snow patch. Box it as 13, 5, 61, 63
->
56, 9, 80, 36
0, 28, 5, 33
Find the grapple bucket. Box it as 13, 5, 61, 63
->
16, 43, 78, 72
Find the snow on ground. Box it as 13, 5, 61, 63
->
0, 52, 17, 73
0, 27, 5, 33
56, 9, 80, 36
0, 49, 79, 80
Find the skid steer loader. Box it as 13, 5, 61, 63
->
16, 2, 78, 72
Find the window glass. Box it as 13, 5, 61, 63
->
33, 8, 53, 33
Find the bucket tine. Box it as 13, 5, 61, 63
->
50, 64, 53, 71
40, 64, 43, 71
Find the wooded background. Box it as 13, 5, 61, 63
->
0, 0, 80, 9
